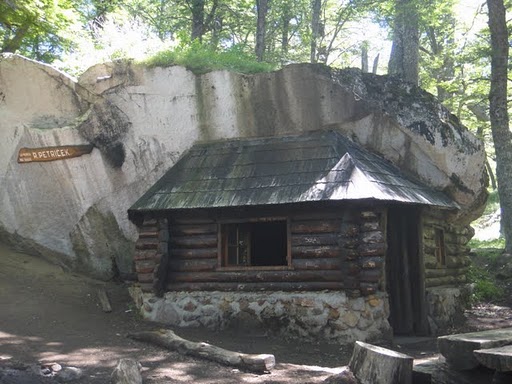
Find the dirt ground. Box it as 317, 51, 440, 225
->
1, 242, 510, 384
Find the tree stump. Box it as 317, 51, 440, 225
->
348, 341, 413, 384
111, 359, 142, 384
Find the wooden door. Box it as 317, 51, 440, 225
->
386, 206, 428, 335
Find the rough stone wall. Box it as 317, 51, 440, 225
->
129, 287, 392, 344
0, 53, 487, 279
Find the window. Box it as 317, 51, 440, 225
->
221, 220, 288, 268
434, 228, 446, 266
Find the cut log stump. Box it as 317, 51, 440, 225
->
111, 359, 142, 384
128, 329, 275, 373
438, 327, 512, 370
474, 345, 512, 372
348, 341, 413, 384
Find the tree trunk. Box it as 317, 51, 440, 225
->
361, 42, 369, 72
191, 0, 205, 42
310, 0, 322, 63
388, 0, 419, 84
255, 0, 269, 61
1, 22, 30, 53
487, 0, 512, 251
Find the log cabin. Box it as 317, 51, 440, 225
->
128, 130, 473, 343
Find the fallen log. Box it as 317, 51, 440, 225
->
128, 329, 275, 373
348, 341, 413, 384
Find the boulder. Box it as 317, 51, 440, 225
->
0, 54, 487, 278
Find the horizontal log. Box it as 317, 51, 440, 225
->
169, 259, 217, 272
425, 267, 467, 279
170, 223, 218, 236
168, 270, 344, 283
134, 250, 160, 261
292, 257, 342, 270
142, 218, 158, 226
425, 275, 467, 288
291, 233, 338, 246
135, 238, 159, 250
138, 231, 158, 239
171, 234, 217, 249
359, 269, 382, 283
135, 259, 156, 274
360, 256, 383, 269
128, 329, 275, 373
171, 248, 218, 259
290, 220, 341, 234
166, 281, 345, 292
358, 243, 386, 256
292, 245, 341, 258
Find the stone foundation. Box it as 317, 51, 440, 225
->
426, 285, 471, 335
129, 287, 392, 344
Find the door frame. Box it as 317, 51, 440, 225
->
385, 205, 428, 336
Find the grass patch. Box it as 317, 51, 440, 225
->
484, 190, 500, 215
467, 264, 505, 302
468, 237, 505, 250
140, 43, 277, 74
467, 237, 506, 303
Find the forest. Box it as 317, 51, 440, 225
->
0, 0, 510, 257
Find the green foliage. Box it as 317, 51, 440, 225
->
484, 190, 501, 215
141, 43, 277, 74
467, 237, 505, 303
467, 264, 504, 302
0, 0, 81, 62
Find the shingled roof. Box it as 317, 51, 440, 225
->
128, 130, 458, 214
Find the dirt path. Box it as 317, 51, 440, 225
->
0, 243, 355, 383
5, 242, 503, 383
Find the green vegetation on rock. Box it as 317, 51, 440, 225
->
140, 43, 277, 74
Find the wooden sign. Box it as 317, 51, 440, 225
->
17, 145, 94, 163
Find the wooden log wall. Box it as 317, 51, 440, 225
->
166, 218, 219, 290
134, 218, 169, 294
289, 214, 347, 292
423, 216, 472, 289
162, 207, 387, 295
357, 210, 386, 296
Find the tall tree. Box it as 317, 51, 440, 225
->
0, 0, 79, 62
388, 0, 419, 84
255, 0, 269, 61
487, 0, 512, 252
310, 0, 322, 62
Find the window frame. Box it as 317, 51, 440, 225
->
217, 216, 292, 271
434, 227, 446, 267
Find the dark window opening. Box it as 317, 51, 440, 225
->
434, 228, 446, 266
222, 221, 288, 267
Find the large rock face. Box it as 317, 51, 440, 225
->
0, 54, 487, 279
